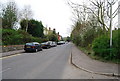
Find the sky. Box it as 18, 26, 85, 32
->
0, 0, 119, 37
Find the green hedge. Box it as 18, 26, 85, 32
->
92, 30, 120, 60
1, 29, 48, 45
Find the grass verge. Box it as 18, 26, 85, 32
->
77, 46, 120, 64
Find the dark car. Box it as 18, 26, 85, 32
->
24, 42, 42, 52
41, 42, 51, 49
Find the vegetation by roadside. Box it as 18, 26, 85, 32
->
72, 29, 120, 64
77, 46, 120, 64
1, 29, 48, 45
0, 1, 59, 46
69, 0, 120, 64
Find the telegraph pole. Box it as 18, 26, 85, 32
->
110, 3, 112, 48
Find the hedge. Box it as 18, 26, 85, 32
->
1, 29, 48, 45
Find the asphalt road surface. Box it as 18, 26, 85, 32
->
1, 43, 116, 79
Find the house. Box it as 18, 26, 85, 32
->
57, 32, 61, 41
44, 27, 53, 35
43, 27, 62, 41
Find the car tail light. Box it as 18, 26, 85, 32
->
31, 46, 35, 48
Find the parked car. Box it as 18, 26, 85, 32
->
57, 41, 65, 45
50, 42, 57, 47
24, 42, 42, 52
41, 41, 57, 48
41, 41, 51, 49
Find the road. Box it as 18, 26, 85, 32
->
1, 43, 116, 79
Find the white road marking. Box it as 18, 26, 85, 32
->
0, 68, 11, 74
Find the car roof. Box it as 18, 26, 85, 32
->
26, 42, 39, 44
41, 42, 46, 44
32, 42, 39, 44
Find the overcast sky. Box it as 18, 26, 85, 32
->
1, 0, 119, 37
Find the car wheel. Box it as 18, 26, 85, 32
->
25, 50, 28, 52
47, 47, 49, 49
40, 49, 42, 51
35, 49, 38, 52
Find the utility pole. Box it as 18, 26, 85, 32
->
110, 3, 112, 48
0, 17, 2, 28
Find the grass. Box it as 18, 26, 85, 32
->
77, 46, 120, 64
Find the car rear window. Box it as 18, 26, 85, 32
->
41, 43, 45, 44
26, 43, 33, 45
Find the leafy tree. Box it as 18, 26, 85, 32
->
66, 36, 71, 42
27, 19, 44, 37
20, 19, 27, 31
47, 34, 58, 41
2, 1, 18, 29
45, 28, 58, 42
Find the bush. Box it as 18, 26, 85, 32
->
92, 30, 120, 60
2, 29, 22, 45
83, 29, 96, 47
1, 29, 47, 45
72, 34, 82, 46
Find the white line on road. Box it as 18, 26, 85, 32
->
0, 68, 11, 74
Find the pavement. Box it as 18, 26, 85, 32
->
71, 43, 120, 77
0, 50, 24, 57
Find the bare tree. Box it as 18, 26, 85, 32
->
68, 0, 100, 37
20, 5, 33, 32
68, 0, 119, 48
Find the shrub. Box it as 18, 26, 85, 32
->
2, 29, 22, 45
92, 30, 120, 60
72, 34, 82, 46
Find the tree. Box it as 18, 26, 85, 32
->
68, 0, 106, 47
27, 19, 44, 37
46, 28, 58, 42
20, 19, 27, 31
20, 19, 44, 37
66, 36, 71, 42
47, 34, 58, 41
2, 1, 18, 29
68, 0, 119, 47
89, 0, 119, 47
20, 5, 33, 32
